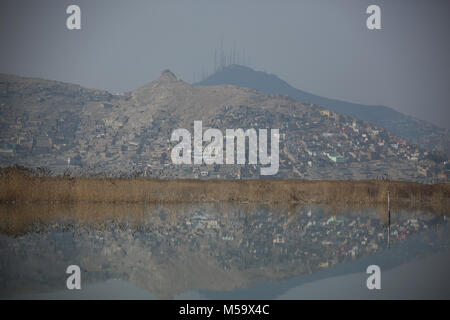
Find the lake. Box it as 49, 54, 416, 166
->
0, 202, 448, 299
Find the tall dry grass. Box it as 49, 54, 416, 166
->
0, 166, 448, 209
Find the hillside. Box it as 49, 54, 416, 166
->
0, 71, 447, 181
196, 65, 450, 157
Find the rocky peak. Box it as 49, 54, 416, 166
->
156, 70, 178, 83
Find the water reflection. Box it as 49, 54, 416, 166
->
0, 203, 448, 299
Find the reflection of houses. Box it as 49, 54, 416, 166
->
189, 213, 219, 229
2, 201, 442, 301
206, 218, 218, 228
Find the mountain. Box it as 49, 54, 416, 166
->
196, 65, 450, 157
0, 71, 447, 181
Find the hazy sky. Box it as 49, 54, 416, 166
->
0, 0, 449, 128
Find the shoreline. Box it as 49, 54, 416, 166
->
1, 167, 448, 209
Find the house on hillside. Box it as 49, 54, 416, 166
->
327, 153, 345, 163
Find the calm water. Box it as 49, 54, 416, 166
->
0, 203, 448, 299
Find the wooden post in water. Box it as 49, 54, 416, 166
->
387, 189, 391, 248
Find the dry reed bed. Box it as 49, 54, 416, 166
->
0, 169, 448, 207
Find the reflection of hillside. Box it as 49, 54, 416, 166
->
0, 203, 446, 299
